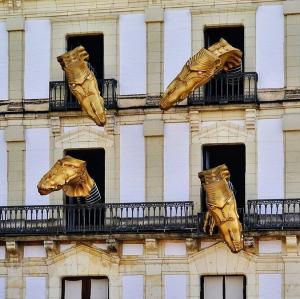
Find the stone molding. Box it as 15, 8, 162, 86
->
186, 238, 198, 254
145, 238, 158, 255
50, 117, 61, 136
6, 16, 24, 30
44, 240, 59, 257
106, 238, 119, 253
192, 120, 248, 144
245, 109, 256, 130
286, 235, 298, 255
6, 241, 19, 261
145, 6, 164, 23
55, 126, 114, 148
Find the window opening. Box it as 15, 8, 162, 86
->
202, 144, 246, 213
64, 148, 105, 230
204, 26, 244, 103
66, 34, 104, 107
200, 275, 246, 299
62, 276, 109, 299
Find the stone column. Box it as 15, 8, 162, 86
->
6, 266, 23, 299
144, 119, 164, 202
5, 125, 25, 205
145, 239, 162, 299
145, 7, 164, 96
283, 235, 300, 299
189, 110, 201, 212
6, 16, 25, 110
283, 113, 300, 198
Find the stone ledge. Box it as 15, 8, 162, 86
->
145, 7, 164, 23
144, 119, 164, 136
283, 113, 300, 131
5, 125, 24, 142
6, 16, 25, 31
284, 0, 300, 15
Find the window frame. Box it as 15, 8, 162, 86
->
61, 276, 109, 299
200, 275, 246, 299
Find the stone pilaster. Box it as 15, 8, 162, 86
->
144, 119, 164, 202
145, 7, 164, 96
6, 16, 25, 106
5, 125, 25, 205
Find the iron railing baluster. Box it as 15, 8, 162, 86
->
49, 79, 118, 111
188, 72, 257, 105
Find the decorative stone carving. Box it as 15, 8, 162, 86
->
6, 241, 19, 261
105, 114, 116, 135
244, 236, 255, 248
56, 126, 114, 149
106, 238, 119, 253
7, 0, 22, 9
286, 235, 297, 255
185, 238, 198, 254
145, 239, 158, 255
44, 241, 58, 257
189, 110, 199, 134
50, 116, 61, 135
245, 109, 256, 130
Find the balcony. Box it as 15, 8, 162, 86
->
0, 201, 196, 236
0, 199, 299, 236
188, 72, 258, 105
49, 79, 118, 111
245, 199, 300, 230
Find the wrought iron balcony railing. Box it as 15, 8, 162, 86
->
188, 72, 258, 105
0, 201, 196, 236
49, 79, 118, 111
245, 199, 300, 230
0, 199, 299, 236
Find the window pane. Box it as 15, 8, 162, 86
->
203, 276, 223, 299
90, 279, 109, 299
225, 276, 244, 299
65, 280, 82, 299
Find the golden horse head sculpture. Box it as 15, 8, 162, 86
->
199, 164, 244, 253
37, 156, 94, 198
57, 46, 106, 126
160, 38, 242, 110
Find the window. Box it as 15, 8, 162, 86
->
64, 149, 105, 230
62, 277, 108, 299
66, 34, 104, 107
67, 34, 104, 80
204, 26, 244, 67
64, 148, 105, 203
201, 275, 246, 299
204, 26, 245, 103
202, 144, 246, 212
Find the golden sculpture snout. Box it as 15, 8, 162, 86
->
37, 156, 94, 198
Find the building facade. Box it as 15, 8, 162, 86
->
0, 0, 300, 298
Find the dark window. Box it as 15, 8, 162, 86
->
62, 276, 108, 299
204, 26, 245, 103
200, 275, 246, 299
64, 149, 105, 230
66, 35, 104, 107
64, 148, 105, 203
204, 26, 244, 67
202, 144, 245, 212
67, 34, 104, 80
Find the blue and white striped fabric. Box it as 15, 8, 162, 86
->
76, 183, 101, 205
